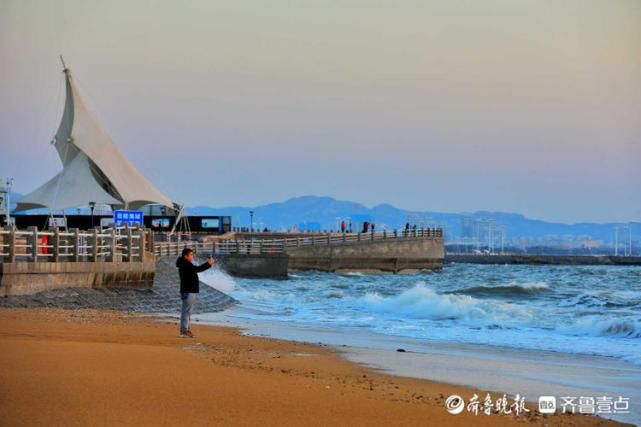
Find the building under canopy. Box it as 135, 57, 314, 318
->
14, 58, 174, 213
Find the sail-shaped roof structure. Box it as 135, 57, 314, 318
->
15, 58, 174, 213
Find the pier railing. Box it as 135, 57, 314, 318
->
0, 225, 150, 263
153, 239, 286, 257
282, 228, 442, 248
152, 228, 442, 257
2, 226, 442, 261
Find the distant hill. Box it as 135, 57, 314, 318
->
9, 191, 632, 243
188, 195, 632, 243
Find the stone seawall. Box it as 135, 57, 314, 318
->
215, 254, 289, 279
0, 260, 156, 297
0, 258, 236, 313
287, 237, 444, 273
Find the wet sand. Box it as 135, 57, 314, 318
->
0, 309, 629, 426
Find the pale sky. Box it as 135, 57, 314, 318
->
1, 0, 640, 223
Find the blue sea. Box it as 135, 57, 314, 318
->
200, 264, 641, 365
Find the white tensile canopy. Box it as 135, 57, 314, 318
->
14, 59, 174, 213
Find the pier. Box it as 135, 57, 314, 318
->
153, 228, 444, 277
0, 225, 445, 295
0, 225, 154, 296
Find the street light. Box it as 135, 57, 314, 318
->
89, 201, 96, 229
249, 210, 255, 233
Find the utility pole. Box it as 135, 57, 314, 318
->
249, 210, 255, 233
89, 201, 96, 229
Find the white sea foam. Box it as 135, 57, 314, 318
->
199, 268, 236, 292
518, 281, 550, 290
207, 265, 641, 365
361, 283, 526, 323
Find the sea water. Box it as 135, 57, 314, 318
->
199, 264, 641, 365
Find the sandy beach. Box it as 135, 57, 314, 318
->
0, 308, 629, 426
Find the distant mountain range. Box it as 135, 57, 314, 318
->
8, 192, 634, 244
187, 195, 635, 244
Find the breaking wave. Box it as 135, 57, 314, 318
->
448, 282, 550, 298
562, 316, 641, 339
360, 283, 526, 323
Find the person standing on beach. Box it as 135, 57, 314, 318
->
176, 248, 214, 338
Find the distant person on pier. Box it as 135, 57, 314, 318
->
341, 221, 346, 233
176, 248, 214, 338
371, 223, 375, 234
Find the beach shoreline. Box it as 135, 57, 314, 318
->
0, 308, 632, 426
196, 307, 641, 426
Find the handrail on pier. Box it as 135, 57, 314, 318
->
150, 227, 443, 257
0, 224, 151, 264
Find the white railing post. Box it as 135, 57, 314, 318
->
91, 228, 98, 262
110, 226, 117, 262
138, 228, 146, 262
30, 226, 38, 262
52, 228, 60, 263
8, 225, 16, 263
126, 226, 133, 262
72, 228, 80, 262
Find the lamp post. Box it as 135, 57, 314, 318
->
89, 202, 96, 229
249, 210, 255, 233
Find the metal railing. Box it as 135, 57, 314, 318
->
0, 225, 150, 263
152, 228, 442, 257
281, 228, 442, 249
152, 239, 286, 257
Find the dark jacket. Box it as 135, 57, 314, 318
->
176, 257, 212, 293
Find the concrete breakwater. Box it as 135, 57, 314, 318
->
0, 258, 236, 313
214, 253, 289, 279
157, 230, 445, 276
287, 236, 444, 273
445, 254, 641, 266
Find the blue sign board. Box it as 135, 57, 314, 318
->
113, 210, 144, 227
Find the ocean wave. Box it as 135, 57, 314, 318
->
559, 294, 637, 309
326, 292, 344, 299
561, 316, 641, 339
448, 282, 550, 298
343, 272, 366, 277
360, 283, 526, 323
